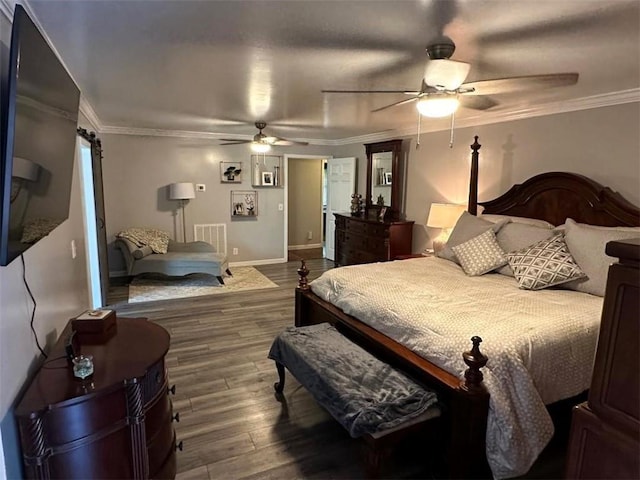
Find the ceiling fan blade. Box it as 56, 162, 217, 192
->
220, 140, 250, 145
322, 89, 421, 95
461, 73, 578, 96
372, 96, 419, 113
271, 138, 309, 146
459, 95, 498, 111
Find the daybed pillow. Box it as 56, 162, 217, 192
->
494, 223, 557, 276
132, 245, 154, 259
562, 218, 640, 296
452, 229, 507, 276
437, 211, 509, 264
481, 214, 555, 229
116, 227, 170, 254
507, 234, 586, 290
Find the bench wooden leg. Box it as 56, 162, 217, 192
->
274, 362, 286, 393
216, 275, 225, 285
362, 441, 391, 479
226, 268, 233, 276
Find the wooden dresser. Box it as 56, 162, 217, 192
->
15, 317, 177, 479
565, 238, 640, 479
334, 213, 414, 266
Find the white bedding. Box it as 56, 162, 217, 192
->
310, 256, 604, 479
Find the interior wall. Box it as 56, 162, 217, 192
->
0, 11, 91, 477
287, 158, 323, 248
99, 134, 337, 272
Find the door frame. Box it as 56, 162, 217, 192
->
283, 153, 332, 261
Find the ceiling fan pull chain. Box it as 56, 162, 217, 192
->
449, 111, 456, 148
416, 113, 422, 149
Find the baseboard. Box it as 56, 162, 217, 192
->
288, 243, 322, 251
229, 257, 287, 267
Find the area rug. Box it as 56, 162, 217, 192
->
128, 267, 278, 303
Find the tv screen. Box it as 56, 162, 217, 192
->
0, 5, 80, 266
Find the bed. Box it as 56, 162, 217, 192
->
293, 137, 640, 479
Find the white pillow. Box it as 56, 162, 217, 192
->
452, 229, 507, 276
507, 234, 586, 290
480, 214, 555, 229
563, 218, 640, 296
437, 211, 509, 264
495, 223, 557, 276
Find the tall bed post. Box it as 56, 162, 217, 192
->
468, 136, 481, 215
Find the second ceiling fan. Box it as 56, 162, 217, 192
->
323, 36, 579, 118
220, 121, 309, 153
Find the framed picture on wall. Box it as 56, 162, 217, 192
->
221, 162, 243, 183
384, 172, 392, 185
262, 171, 274, 186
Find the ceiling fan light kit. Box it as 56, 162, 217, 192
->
416, 95, 460, 118
424, 59, 470, 91
251, 141, 271, 153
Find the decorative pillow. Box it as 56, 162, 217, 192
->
507, 234, 586, 290
494, 223, 557, 276
132, 246, 154, 259
452, 229, 507, 276
481, 214, 555, 229
562, 218, 640, 296
116, 227, 170, 254
437, 211, 509, 264
20, 217, 62, 243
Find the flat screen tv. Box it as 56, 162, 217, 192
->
0, 4, 80, 266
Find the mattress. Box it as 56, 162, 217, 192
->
310, 256, 604, 479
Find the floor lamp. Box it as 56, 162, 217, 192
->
169, 182, 196, 242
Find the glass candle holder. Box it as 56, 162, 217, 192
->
72, 355, 94, 380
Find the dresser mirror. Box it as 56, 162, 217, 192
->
365, 139, 403, 218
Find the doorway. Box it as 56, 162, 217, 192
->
284, 154, 329, 262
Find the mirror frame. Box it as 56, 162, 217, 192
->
365, 139, 402, 217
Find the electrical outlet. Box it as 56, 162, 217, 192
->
307, 231, 313, 240
196, 184, 206, 192
232, 247, 238, 255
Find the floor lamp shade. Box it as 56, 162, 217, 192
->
169, 182, 196, 200
169, 182, 196, 242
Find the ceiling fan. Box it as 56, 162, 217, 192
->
220, 121, 309, 153
322, 36, 579, 118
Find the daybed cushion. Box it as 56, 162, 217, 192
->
562, 218, 640, 296
437, 212, 509, 264
115, 227, 170, 254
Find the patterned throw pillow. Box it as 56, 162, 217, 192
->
507, 234, 586, 290
452, 229, 508, 276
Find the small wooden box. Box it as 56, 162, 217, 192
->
72, 309, 117, 344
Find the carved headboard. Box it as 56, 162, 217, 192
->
466, 138, 640, 227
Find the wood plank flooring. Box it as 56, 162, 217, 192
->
107, 259, 568, 479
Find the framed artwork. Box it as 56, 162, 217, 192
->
262, 171, 274, 186
231, 190, 258, 218
384, 172, 392, 185
220, 162, 243, 183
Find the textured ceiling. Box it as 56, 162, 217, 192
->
19, 0, 640, 143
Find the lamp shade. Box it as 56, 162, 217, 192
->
426, 203, 466, 228
416, 95, 460, 118
169, 182, 195, 200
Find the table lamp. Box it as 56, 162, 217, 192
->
426, 203, 466, 253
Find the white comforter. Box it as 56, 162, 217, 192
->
310, 257, 603, 479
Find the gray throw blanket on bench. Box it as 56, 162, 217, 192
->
268, 323, 439, 438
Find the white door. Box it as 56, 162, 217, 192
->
325, 157, 357, 261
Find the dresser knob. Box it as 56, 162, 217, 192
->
175, 440, 184, 451
167, 384, 176, 395
172, 412, 180, 423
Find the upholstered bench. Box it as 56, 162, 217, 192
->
268, 323, 442, 477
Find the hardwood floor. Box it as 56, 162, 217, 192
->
106, 259, 568, 479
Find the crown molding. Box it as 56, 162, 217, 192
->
79, 96, 102, 132
0, 0, 14, 20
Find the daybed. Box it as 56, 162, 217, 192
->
115, 236, 230, 283
291, 138, 640, 479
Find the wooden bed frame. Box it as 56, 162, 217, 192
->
293, 136, 640, 478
